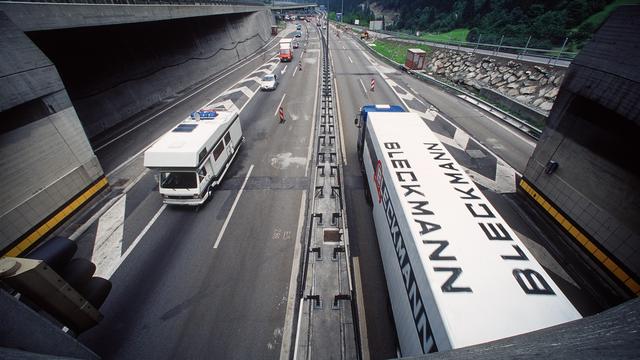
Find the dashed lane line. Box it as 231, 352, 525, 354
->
213, 164, 254, 249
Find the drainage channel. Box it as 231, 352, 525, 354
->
293, 26, 361, 360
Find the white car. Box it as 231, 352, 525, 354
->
261, 74, 278, 91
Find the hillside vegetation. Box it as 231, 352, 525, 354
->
331, 0, 640, 50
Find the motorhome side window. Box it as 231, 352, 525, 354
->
224, 132, 231, 144
213, 142, 225, 160
198, 167, 207, 181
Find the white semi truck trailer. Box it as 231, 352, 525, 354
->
355, 105, 581, 356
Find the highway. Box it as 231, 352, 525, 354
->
327, 22, 612, 357
69, 17, 615, 360
78, 23, 318, 359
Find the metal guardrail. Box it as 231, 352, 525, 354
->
342, 25, 543, 140
346, 24, 577, 66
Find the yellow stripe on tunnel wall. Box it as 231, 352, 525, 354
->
519, 178, 640, 297
3, 177, 108, 257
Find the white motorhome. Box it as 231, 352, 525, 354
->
357, 110, 581, 356
144, 108, 243, 205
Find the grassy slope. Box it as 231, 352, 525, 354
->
577, 0, 640, 29
372, 39, 432, 64
419, 28, 469, 42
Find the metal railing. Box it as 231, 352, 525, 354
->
344, 23, 577, 66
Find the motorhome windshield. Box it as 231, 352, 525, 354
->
161, 171, 197, 189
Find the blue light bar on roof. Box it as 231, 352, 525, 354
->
190, 109, 218, 120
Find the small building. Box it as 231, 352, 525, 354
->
405, 48, 426, 70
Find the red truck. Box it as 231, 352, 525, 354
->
279, 38, 293, 62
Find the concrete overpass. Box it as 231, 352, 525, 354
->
0, 1, 267, 31
272, 1, 317, 10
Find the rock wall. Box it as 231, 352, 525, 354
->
425, 49, 565, 113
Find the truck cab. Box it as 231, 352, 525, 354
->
355, 104, 405, 164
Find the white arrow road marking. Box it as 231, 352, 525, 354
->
91, 195, 126, 278
466, 162, 517, 194
353, 36, 519, 194
422, 107, 439, 121
106, 204, 167, 279
223, 85, 254, 99
281, 65, 288, 74
207, 99, 238, 111
453, 128, 470, 149
245, 76, 263, 84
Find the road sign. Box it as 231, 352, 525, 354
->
279, 106, 285, 123
370, 79, 375, 91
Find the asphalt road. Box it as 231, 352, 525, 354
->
79, 23, 319, 359
328, 25, 612, 359
71, 18, 616, 360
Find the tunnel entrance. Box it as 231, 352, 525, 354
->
27, 10, 271, 141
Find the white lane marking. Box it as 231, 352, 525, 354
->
245, 76, 263, 84
347, 55, 353, 64
72, 168, 150, 240
466, 163, 517, 193
331, 52, 347, 165
207, 99, 237, 112
106, 143, 152, 178
281, 65, 288, 74
275, 93, 287, 116
70, 195, 121, 241
94, 39, 280, 152
105, 49, 278, 178
358, 78, 367, 93
292, 63, 298, 78
354, 38, 521, 190
123, 168, 150, 193
457, 94, 537, 148
279, 190, 307, 360
91, 195, 126, 278
352, 257, 371, 360
453, 129, 470, 150
223, 85, 253, 99
213, 164, 254, 249
421, 107, 439, 122
106, 203, 166, 279
87, 56, 270, 276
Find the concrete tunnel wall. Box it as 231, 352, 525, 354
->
0, 8, 273, 255
522, 6, 640, 296
28, 9, 274, 140
0, 11, 104, 255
